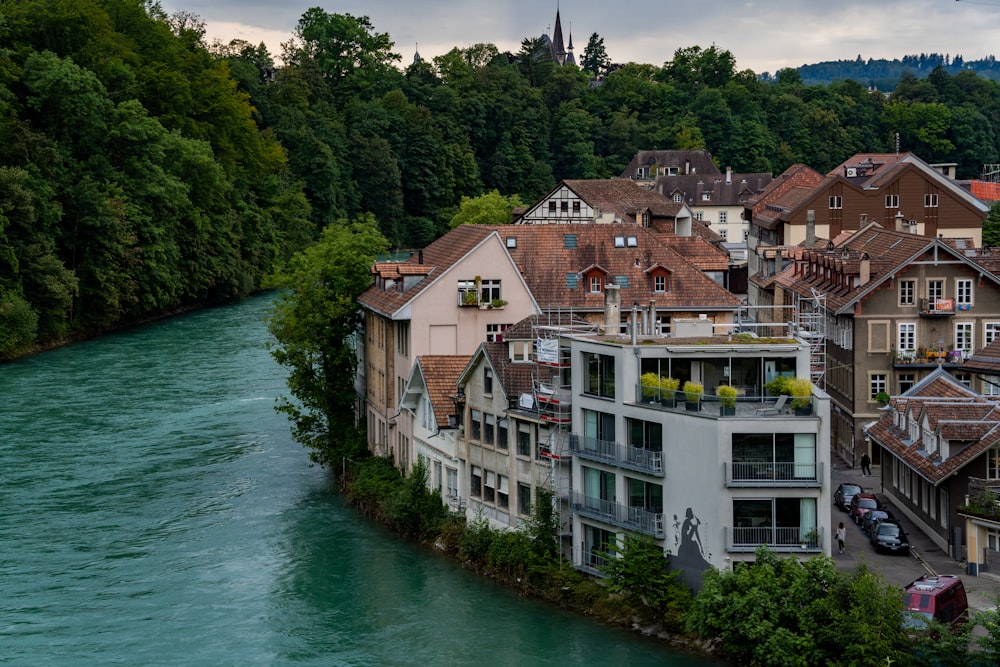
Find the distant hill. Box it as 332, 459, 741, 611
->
760, 53, 1000, 89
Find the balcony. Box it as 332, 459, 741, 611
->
727, 525, 823, 553
634, 384, 816, 418
570, 492, 665, 538
726, 461, 823, 488
918, 297, 955, 317
568, 433, 664, 476
891, 348, 970, 369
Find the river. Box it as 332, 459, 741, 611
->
0, 293, 708, 666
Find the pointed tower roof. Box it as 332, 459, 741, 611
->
565, 26, 576, 66
550, 9, 566, 65
412, 43, 422, 65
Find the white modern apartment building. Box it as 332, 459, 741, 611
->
561, 318, 831, 589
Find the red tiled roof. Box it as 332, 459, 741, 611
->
505, 224, 740, 312
867, 370, 1000, 483
416, 355, 471, 429
965, 338, 1000, 374
561, 179, 685, 221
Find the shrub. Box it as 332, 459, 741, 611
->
716, 384, 738, 408
682, 380, 703, 403
640, 372, 661, 398
787, 378, 813, 409
765, 374, 791, 396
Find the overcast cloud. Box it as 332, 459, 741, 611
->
159, 0, 1000, 76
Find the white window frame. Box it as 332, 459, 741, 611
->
897, 322, 916, 353
924, 193, 939, 208
899, 279, 915, 306
927, 279, 944, 307
672, 193, 683, 203
589, 275, 603, 293
870, 373, 887, 400
653, 275, 666, 293
955, 322, 973, 356
989, 445, 1000, 481
885, 194, 899, 208
956, 278, 973, 307
719, 210, 728, 224
986, 322, 1000, 345
829, 195, 843, 209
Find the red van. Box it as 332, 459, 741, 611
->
902, 575, 969, 633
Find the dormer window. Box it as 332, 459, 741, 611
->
654, 275, 666, 293
672, 193, 683, 203
702, 192, 712, 201
641, 212, 650, 226
589, 275, 603, 293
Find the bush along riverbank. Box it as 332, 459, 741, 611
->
340, 456, 1000, 666
341, 456, 705, 654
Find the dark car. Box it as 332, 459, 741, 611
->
835, 483, 863, 511
871, 518, 910, 554
862, 508, 892, 535
850, 492, 882, 524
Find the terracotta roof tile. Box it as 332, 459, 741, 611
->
965, 338, 1000, 374
416, 355, 471, 429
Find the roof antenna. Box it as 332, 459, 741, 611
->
895, 132, 900, 156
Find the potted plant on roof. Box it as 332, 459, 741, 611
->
660, 376, 680, 407
788, 378, 813, 416
640, 372, 661, 404
683, 380, 703, 412
717, 384, 738, 416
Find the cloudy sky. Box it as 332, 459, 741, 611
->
159, 0, 1000, 75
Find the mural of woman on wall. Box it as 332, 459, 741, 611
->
673, 507, 711, 589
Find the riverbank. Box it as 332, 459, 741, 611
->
338, 455, 717, 661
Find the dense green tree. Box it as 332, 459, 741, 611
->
580, 33, 611, 78
984, 203, 1000, 248
267, 215, 388, 466
448, 190, 524, 227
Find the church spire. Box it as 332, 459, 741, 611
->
565, 24, 576, 66
551, 7, 566, 66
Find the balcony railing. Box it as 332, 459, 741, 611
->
570, 492, 665, 538
728, 525, 822, 552
568, 433, 664, 476
634, 384, 816, 418
727, 461, 822, 487
918, 297, 955, 317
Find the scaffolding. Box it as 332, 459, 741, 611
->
530, 312, 598, 546
795, 289, 827, 389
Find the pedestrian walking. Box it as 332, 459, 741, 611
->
836, 522, 846, 554
860, 453, 872, 476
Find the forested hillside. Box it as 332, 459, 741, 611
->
5, 1, 1000, 358
786, 53, 1000, 89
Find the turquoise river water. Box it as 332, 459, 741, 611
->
0, 293, 709, 666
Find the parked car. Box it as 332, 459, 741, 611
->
849, 492, 882, 524
861, 509, 892, 535
870, 518, 910, 554
834, 483, 863, 511
902, 575, 969, 635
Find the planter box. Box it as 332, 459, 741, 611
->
686, 401, 701, 412
720, 406, 736, 416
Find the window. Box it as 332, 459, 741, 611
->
897, 322, 916, 352
637, 167, 648, 178
583, 409, 616, 445
470, 409, 482, 441
484, 470, 495, 503
480, 279, 501, 303
989, 446, 1000, 480
719, 211, 728, 224
653, 275, 666, 293
396, 321, 409, 356
589, 275, 603, 293
956, 279, 972, 307
641, 212, 650, 226
471, 466, 482, 497
573, 201, 581, 213
924, 193, 939, 208
899, 279, 915, 306
560, 201, 568, 212
733, 498, 817, 546
744, 230, 749, 241
583, 524, 615, 569
518, 483, 531, 516
885, 194, 899, 208
695, 212, 703, 221
434, 460, 442, 493
483, 369, 494, 395
486, 323, 509, 343
627, 418, 663, 453
614, 236, 626, 248
517, 425, 531, 456
955, 322, 973, 357
702, 192, 712, 201
497, 475, 509, 509
447, 467, 458, 499
497, 418, 508, 450
987, 322, 1000, 345
512, 340, 532, 362
548, 201, 556, 212
583, 465, 616, 509
984, 376, 1000, 397
899, 373, 915, 394
483, 414, 495, 445
719, 229, 728, 241
829, 195, 843, 209
672, 193, 683, 203
731, 433, 817, 481
584, 353, 616, 399
870, 374, 887, 400
421, 395, 434, 431
927, 280, 944, 307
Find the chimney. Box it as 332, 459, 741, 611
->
726, 166, 732, 184
806, 209, 816, 247
630, 301, 638, 344
859, 213, 867, 227
895, 211, 905, 233
603, 284, 621, 334
649, 299, 656, 334
685, 160, 690, 174
859, 253, 871, 285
